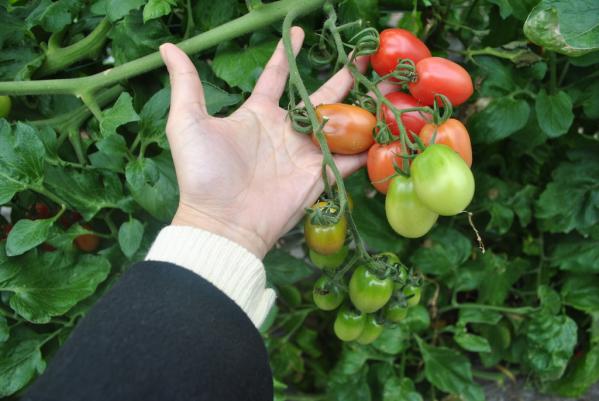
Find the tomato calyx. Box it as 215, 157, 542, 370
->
289, 106, 312, 134
349, 27, 380, 58
306, 200, 343, 226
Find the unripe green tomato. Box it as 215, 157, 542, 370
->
312, 276, 345, 311
403, 284, 421, 307
385, 175, 438, 238
411, 144, 475, 216
334, 306, 366, 342
349, 265, 394, 313
356, 314, 384, 345
304, 201, 347, 255
0, 96, 11, 118
309, 245, 348, 269
385, 302, 409, 323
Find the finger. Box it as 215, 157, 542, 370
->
376, 79, 401, 96
308, 55, 370, 106
250, 26, 305, 104
160, 43, 208, 116
334, 152, 369, 178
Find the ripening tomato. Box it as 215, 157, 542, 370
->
349, 265, 394, 313
313, 276, 345, 311
385, 302, 409, 323
411, 144, 475, 215
381, 92, 430, 139
371, 29, 431, 77
356, 315, 384, 345
75, 225, 100, 252
1, 224, 13, 240
419, 118, 472, 167
385, 176, 438, 238
408, 57, 473, 106
314, 104, 376, 155
367, 142, 404, 194
403, 285, 421, 307
34, 202, 52, 219
304, 201, 347, 255
309, 246, 348, 270
334, 306, 366, 342
0, 96, 11, 118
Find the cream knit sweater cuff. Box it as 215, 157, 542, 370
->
145, 225, 276, 328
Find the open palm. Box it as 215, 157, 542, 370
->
161, 27, 368, 258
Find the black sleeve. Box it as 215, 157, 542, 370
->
22, 261, 273, 401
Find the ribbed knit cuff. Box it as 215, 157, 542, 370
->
145, 225, 276, 327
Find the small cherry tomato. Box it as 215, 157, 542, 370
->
385, 302, 409, 323
34, 202, 52, 219
313, 276, 345, 311
385, 175, 438, 238
0, 96, 11, 118
411, 144, 475, 216
334, 306, 366, 342
75, 225, 100, 252
371, 29, 431, 78
367, 141, 404, 194
403, 284, 421, 307
356, 314, 384, 345
349, 265, 394, 313
408, 57, 473, 106
314, 104, 376, 155
304, 201, 347, 255
309, 245, 348, 270
381, 92, 430, 139
419, 118, 472, 167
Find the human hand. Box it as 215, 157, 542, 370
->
160, 27, 368, 259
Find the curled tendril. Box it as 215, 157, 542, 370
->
349, 27, 379, 59
308, 34, 338, 68
353, 94, 377, 114
289, 106, 313, 134
431, 93, 453, 125
385, 58, 417, 82
374, 120, 393, 144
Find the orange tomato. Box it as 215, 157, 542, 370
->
313, 104, 376, 155
367, 142, 406, 194
419, 118, 472, 167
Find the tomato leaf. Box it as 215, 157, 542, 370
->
143, 0, 176, 23
0, 328, 46, 398
372, 325, 409, 355
0, 316, 7, 343
204, 82, 243, 115
102, 0, 146, 22
458, 309, 502, 325
469, 96, 530, 143
544, 345, 599, 398
5, 218, 54, 257
550, 236, 599, 274
382, 377, 423, 401
100, 92, 140, 137
410, 226, 471, 276
534, 89, 574, 138
454, 331, 492, 353
263, 249, 312, 286
118, 218, 144, 258
26, 0, 82, 33
561, 274, 599, 313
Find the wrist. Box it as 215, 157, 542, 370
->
172, 203, 269, 259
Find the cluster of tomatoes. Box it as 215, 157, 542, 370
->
303, 29, 476, 343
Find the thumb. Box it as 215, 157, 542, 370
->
160, 43, 207, 117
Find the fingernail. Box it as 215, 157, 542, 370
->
159, 44, 169, 64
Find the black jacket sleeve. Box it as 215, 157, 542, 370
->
22, 261, 273, 401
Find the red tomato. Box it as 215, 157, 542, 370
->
75, 224, 100, 252
408, 57, 473, 106
1, 224, 13, 240
34, 202, 52, 219
367, 142, 406, 194
419, 119, 472, 167
371, 29, 431, 77
381, 92, 430, 139
314, 104, 376, 155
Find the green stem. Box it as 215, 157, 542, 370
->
36, 18, 111, 78
0, 0, 328, 96
439, 302, 536, 315
183, 0, 195, 39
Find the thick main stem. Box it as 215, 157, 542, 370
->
0, 0, 328, 96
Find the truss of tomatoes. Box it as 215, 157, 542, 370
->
304, 29, 475, 344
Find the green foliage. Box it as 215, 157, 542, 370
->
0, 0, 598, 399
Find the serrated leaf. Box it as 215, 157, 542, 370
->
5, 218, 54, 257
410, 226, 471, 276
561, 274, 599, 313
458, 309, 502, 325
545, 345, 599, 398
535, 89, 574, 137
373, 325, 409, 355
193, 0, 239, 31
0, 328, 46, 397
469, 96, 530, 143
454, 331, 492, 353
263, 249, 313, 286
550, 237, 599, 273
118, 218, 144, 258
204, 82, 243, 115
105, 0, 146, 22
26, 0, 82, 33
0, 316, 7, 343
100, 92, 140, 136
143, 0, 176, 22
139, 87, 170, 144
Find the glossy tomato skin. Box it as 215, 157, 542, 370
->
304, 202, 347, 255
309, 246, 348, 270
314, 104, 376, 155
385, 302, 409, 323
419, 118, 472, 167
34, 203, 52, 219
371, 29, 431, 77
356, 315, 384, 345
349, 265, 394, 313
403, 285, 421, 307
411, 144, 475, 215
0, 96, 11, 118
385, 175, 438, 238
334, 306, 366, 342
408, 57, 473, 106
382, 92, 430, 139
75, 225, 100, 252
313, 276, 345, 311
367, 142, 404, 194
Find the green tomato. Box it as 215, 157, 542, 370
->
304, 201, 347, 255
411, 144, 475, 216
0, 96, 11, 118
312, 276, 345, 311
356, 314, 384, 345
373, 251, 408, 284
349, 265, 394, 313
309, 246, 348, 269
385, 175, 438, 238
403, 304, 430, 332
334, 306, 366, 342
385, 302, 409, 323
403, 284, 421, 307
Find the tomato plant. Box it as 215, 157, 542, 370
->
408, 57, 473, 106
314, 103, 376, 154
371, 28, 431, 78
419, 118, 472, 167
